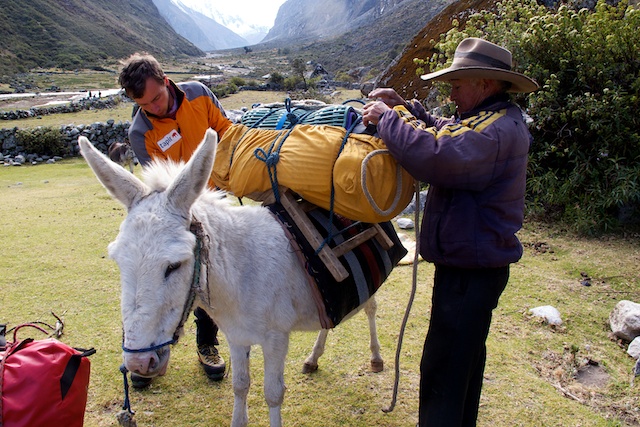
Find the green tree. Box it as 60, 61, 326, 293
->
291, 58, 307, 90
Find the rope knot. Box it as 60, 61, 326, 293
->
254, 148, 280, 167
286, 112, 299, 127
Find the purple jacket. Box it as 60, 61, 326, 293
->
377, 94, 531, 268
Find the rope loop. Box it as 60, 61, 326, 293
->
361, 149, 403, 217
254, 147, 280, 167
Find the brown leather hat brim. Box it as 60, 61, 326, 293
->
421, 66, 539, 93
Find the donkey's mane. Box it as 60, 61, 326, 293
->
140, 158, 186, 192
140, 157, 229, 204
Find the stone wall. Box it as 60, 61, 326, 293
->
0, 119, 130, 164
0, 96, 123, 121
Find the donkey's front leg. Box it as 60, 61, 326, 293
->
229, 344, 251, 427
262, 332, 290, 427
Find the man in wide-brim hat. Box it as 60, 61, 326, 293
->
363, 38, 539, 427
420, 37, 539, 93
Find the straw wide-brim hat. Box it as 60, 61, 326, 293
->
420, 38, 539, 93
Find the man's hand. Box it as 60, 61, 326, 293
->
363, 87, 408, 126
362, 101, 391, 126
368, 88, 407, 108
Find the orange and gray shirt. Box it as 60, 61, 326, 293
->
128, 80, 232, 174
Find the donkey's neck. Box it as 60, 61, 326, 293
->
190, 196, 285, 303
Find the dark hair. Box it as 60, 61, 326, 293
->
118, 53, 165, 99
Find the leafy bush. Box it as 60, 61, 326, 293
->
415, 0, 640, 233
284, 75, 304, 91
229, 76, 246, 87
16, 126, 66, 156
268, 72, 285, 90
211, 82, 238, 99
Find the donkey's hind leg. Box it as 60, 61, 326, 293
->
302, 296, 383, 374
364, 296, 384, 372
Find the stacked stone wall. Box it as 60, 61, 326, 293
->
0, 120, 130, 164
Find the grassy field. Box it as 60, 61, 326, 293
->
1, 158, 640, 426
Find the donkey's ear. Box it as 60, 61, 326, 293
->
167, 129, 218, 216
79, 137, 149, 210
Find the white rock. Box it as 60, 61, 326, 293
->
529, 305, 562, 326
396, 217, 414, 229
628, 336, 640, 359
610, 300, 640, 342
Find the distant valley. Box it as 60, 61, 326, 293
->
0, 0, 455, 93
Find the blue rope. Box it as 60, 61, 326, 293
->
122, 339, 176, 353
314, 115, 363, 256
240, 99, 365, 244
342, 98, 367, 105
254, 123, 297, 203
229, 108, 280, 172
119, 364, 134, 415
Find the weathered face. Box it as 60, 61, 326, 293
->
109, 195, 196, 378
449, 78, 491, 114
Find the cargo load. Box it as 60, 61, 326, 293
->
211, 102, 414, 223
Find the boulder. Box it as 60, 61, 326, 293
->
529, 305, 562, 326
610, 300, 640, 342
627, 336, 640, 359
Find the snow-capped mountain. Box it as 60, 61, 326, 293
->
153, 0, 250, 51
172, 0, 277, 46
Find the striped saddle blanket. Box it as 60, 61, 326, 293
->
268, 202, 407, 328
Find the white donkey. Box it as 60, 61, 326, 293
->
79, 130, 386, 427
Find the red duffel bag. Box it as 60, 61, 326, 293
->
0, 323, 95, 427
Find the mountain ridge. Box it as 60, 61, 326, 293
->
0, 0, 455, 85
0, 0, 202, 77
254, 0, 455, 82
153, 0, 249, 51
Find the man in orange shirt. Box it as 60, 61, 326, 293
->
118, 53, 232, 388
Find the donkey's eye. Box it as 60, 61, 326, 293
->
165, 262, 182, 278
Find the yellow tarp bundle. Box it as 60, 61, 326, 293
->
211, 123, 414, 223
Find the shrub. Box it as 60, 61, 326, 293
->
269, 72, 285, 90
16, 126, 66, 156
284, 75, 304, 91
211, 82, 239, 99
229, 76, 246, 87
414, 0, 640, 234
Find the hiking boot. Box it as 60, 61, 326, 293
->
130, 373, 153, 389
197, 344, 226, 381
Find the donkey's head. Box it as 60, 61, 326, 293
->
79, 130, 218, 378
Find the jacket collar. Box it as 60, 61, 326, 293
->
457, 93, 511, 120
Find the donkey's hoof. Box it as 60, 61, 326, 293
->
371, 360, 384, 373
302, 362, 318, 374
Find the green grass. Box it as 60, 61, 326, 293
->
0, 102, 135, 129
23, 68, 122, 92
2, 160, 640, 426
